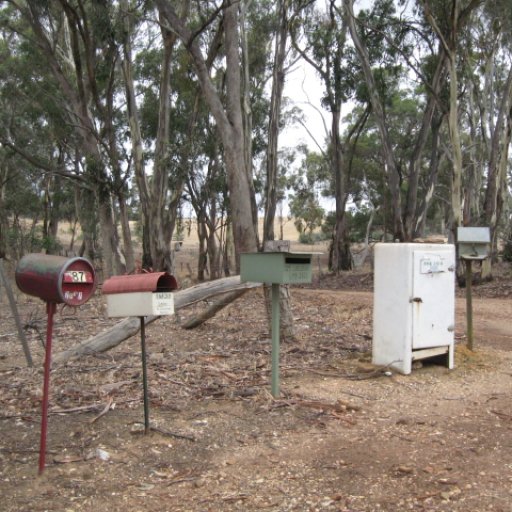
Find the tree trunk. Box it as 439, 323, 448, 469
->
0, 159, 8, 259
114, 188, 135, 273
404, 51, 447, 240
182, 289, 248, 329
120, 3, 151, 269
155, 0, 258, 268
483, 66, 512, 255
447, 54, 464, 242
414, 115, 444, 238
53, 276, 261, 364
240, 0, 260, 250
331, 109, 352, 271
197, 218, 208, 281
264, 0, 289, 243
344, 0, 404, 241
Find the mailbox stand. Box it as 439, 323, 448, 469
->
139, 317, 150, 433
15, 254, 96, 474
102, 272, 178, 433
457, 227, 491, 351
240, 252, 314, 398
270, 283, 281, 397
40, 301, 56, 474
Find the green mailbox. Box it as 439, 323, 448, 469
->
457, 226, 490, 351
240, 251, 315, 398
240, 252, 313, 284
457, 227, 491, 261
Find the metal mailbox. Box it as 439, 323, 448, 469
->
240, 252, 313, 284
102, 272, 178, 317
15, 254, 96, 475
15, 254, 96, 306
240, 251, 315, 398
457, 227, 491, 260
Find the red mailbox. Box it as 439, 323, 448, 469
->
14, 254, 96, 475
15, 254, 96, 306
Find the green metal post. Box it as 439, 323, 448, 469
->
465, 259, 474, 351
271, 283, 280, 398
140, 317, 150, 433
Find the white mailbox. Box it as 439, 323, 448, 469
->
372, 243, 455, 374
102, 272, 178, 317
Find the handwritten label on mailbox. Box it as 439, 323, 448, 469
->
420, 254, 447, 274
153, 292, 173, 315
63, 271, 94, 283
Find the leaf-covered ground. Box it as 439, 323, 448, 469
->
1, 266, 512, 511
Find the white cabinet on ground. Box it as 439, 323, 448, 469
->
372, 243, 456, 374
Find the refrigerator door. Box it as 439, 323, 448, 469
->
411, 250, 455, 349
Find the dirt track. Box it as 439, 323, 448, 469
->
0, 280, 511, 511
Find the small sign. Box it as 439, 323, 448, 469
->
63, 271, 94, 283
153, 292, 174, 315
419, 255, 446, 274
285, 264, 310, 282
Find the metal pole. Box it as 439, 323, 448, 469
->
465, 259, 474, 351
271, 283, 280, 398
39, 301, 56, 475
140, 317, 150, 434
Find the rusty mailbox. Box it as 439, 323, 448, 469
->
15, 254, 96, 475
15, 254, 96, 306
102, 272, 178, 434
102, 272, 178, 317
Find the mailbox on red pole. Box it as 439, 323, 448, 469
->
16, 254, 96, 306
15, 254, 96, 474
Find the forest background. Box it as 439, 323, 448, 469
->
1, 0, 512, 283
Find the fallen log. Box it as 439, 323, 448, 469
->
181, 289, 247, 329
54, 276, 260, 364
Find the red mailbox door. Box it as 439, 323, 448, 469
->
15, 254, 96, 305
60, 259, 96, 306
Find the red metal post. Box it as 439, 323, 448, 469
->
39, 301, 56, 475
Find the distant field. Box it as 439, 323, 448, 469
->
56, 217, 302, 248
55, 217, 330, 281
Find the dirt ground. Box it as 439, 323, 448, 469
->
1, 261, 511, 512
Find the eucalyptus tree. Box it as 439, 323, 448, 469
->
2, 0, 131, 276
287, 147, 328, 242
155, 0, 259, 268
416, 0, 512, 266
264, 0, 293, 243
290, 0, 355, 270
121, 0, 196, 272
345, 0, 438, 243
477, 0, 512, 255
418, 0, 483, 244
185, 134, 227, 281
0, 10, 98, 259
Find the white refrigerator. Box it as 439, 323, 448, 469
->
373, 243, 456, 374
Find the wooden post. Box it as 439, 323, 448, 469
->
464, 259, 474, 351
0, 259, 33, 367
